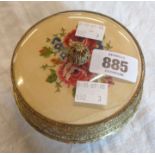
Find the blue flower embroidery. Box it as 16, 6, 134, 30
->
96, 41, 104, 49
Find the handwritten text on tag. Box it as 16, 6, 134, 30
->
75, 21, 105, 41
75, 81, 108, 105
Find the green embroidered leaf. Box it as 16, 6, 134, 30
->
72, 87, 76, 97
105, 41, 113, 50
46, 37, 51, 42
55, 81, 62, 92
40, 47, 53, 58
60, 27, 66, 37
41, 64, 48, 70
41, 64, 55, 70
46, 69, 57, 83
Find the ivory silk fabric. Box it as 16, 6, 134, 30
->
0, 1, 155, 152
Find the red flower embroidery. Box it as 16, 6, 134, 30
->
39, 27, 114, 93
58, 62, 95, 86
102, 76, 114, 85
63, 29, 97, 53
82, 38, 97, 53
63, 29, 82, 46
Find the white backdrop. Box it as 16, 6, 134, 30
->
0, 1, 155, 152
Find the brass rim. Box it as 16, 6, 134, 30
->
13, 86, 143, 143
11, 10, 145, 127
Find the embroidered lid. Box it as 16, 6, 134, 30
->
11, 11, 144, 126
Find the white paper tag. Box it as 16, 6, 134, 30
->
75, 21, 105, 41
75, 81, 108, 105
89, 49, 138, 83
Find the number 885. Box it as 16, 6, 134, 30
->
102, 57, 128, 73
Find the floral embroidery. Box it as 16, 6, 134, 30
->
39, 27, 114, 95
